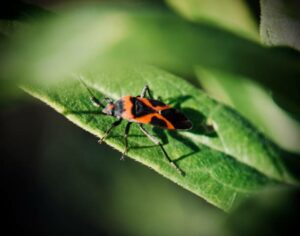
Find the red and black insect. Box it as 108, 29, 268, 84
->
79, 78, 192, 175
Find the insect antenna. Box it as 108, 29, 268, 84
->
77, 76, 105, 108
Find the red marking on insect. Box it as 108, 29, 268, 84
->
79, 78, 192, 176
106, 95, 192, 130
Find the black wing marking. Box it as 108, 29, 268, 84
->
150, 116, 168, 128
148, 99, 166, 107
130, 97, 154, 117
160, 108, 193, 130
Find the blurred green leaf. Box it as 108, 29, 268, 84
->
165, 0, 259, 40
0, 20, 24, 37
2, 6, 300, 116
23, 64, 297, 211
260, 0, 300, 51
195, 67, 300, 153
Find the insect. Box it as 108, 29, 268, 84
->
79, 77, 193, 175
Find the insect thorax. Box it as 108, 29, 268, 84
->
113, 99, 125, 117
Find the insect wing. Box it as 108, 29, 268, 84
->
160, 108, 193, 130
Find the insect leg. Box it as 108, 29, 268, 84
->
90, 97, 105, 108
121, 122, 132, 160
103, 97, 114, 104
98, 118, 123, 144
138, 124, 184, 176
91, 97, 115, 109
140, 85, 153, 98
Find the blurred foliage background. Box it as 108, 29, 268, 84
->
1, 0, 300, 235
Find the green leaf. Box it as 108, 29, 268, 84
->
165, 0, 259, 40
195, 66, 300, 153
23, 65, 296, 211
260, 0, 300, 51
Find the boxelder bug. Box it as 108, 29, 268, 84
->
79, 77, 193, 175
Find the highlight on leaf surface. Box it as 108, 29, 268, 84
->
195, 66, 300, 153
